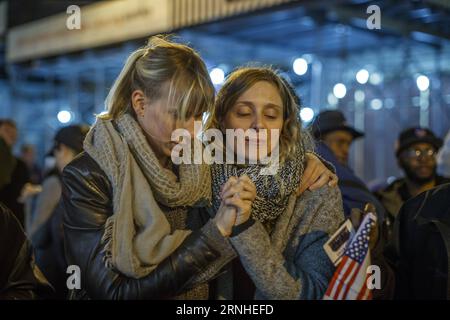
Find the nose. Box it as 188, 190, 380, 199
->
417, 154, 432, 163
175, 118, 196, 139
251, 113, 266, 131
341, 144, 350, 159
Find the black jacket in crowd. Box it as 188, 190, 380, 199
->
61, 152, 233, 299
0, 202, 52, 299
0, 138, 30, 227
394, 183, 450, 300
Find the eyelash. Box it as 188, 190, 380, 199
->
236, 113, 277, 119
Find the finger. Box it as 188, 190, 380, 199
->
238, 174, 254, 187
308, 172, 330, 191
223, 176, 238, 191
238, 179, 257, 195
296, 163, 317, 195
237, 175, 256, 192
296, 180, 307, 196
296, 185, 305, 197
297, 166, 320, 195
224, 197, 248, 211
238, 174, 252, 183
220, 181, 231, 197
328, 173, 339, 187
301, 160, 316, 184
363, 203, 377, 215
350, 208, 362, 229
220, 177, 238, 198
233, 190, 255, 201
221, 184, 245, 200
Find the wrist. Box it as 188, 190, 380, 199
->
231, 218, 255, 237
214, 218, 231, 237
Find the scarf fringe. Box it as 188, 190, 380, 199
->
101, 216, 115, 269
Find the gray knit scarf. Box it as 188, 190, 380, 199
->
83, 113, 211, 279
211, 144, 305, 224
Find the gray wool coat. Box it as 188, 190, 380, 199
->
216, 185, 345, 300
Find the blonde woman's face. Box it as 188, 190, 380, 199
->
133, 83, 198, 162
223, 81, 284, 161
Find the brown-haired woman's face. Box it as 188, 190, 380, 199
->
223, 81, 284, 161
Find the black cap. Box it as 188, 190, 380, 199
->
395, 127, 443, 157
310, 110, 364, 140
47, 125, 89, 157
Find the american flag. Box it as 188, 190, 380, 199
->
324, 212, 377, 300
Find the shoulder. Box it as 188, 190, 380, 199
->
0, 202, 24, 240
295, 185, 345, 232
63, 152, 108, 185
61, 152, 112, 228
377, 178, 404, 195
63, 151, 102, 176
0, 202, 15, 225
62, 152, 112, 200
303, 184, 342, 202
400, 183, 450, 223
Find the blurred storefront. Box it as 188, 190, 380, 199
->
1, 0, 449, 184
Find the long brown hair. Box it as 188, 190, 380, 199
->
208, 67, 307, 162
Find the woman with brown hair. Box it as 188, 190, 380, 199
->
208, 67, 345, 299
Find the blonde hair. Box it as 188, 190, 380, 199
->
101, 35, 214, 121
208, 67, 308, 162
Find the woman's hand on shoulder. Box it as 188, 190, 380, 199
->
296, 152, 338, 196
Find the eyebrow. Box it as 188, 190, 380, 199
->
235, 100, 282, 110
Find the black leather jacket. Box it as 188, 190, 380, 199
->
0, 203, 53, 299
61, 152, 236, 299
394, 183, 450, 299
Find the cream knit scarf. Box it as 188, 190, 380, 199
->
83, 113, 211, 279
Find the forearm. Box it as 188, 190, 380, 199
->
186, 219, 237, 286
29, 178, 61, 238
65, 222, 229, 299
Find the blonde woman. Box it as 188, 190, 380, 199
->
209, 67, 345, 299
61, 37, 336, 300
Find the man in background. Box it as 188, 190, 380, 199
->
310, 110, 385, 220
376, 127, 450, 243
